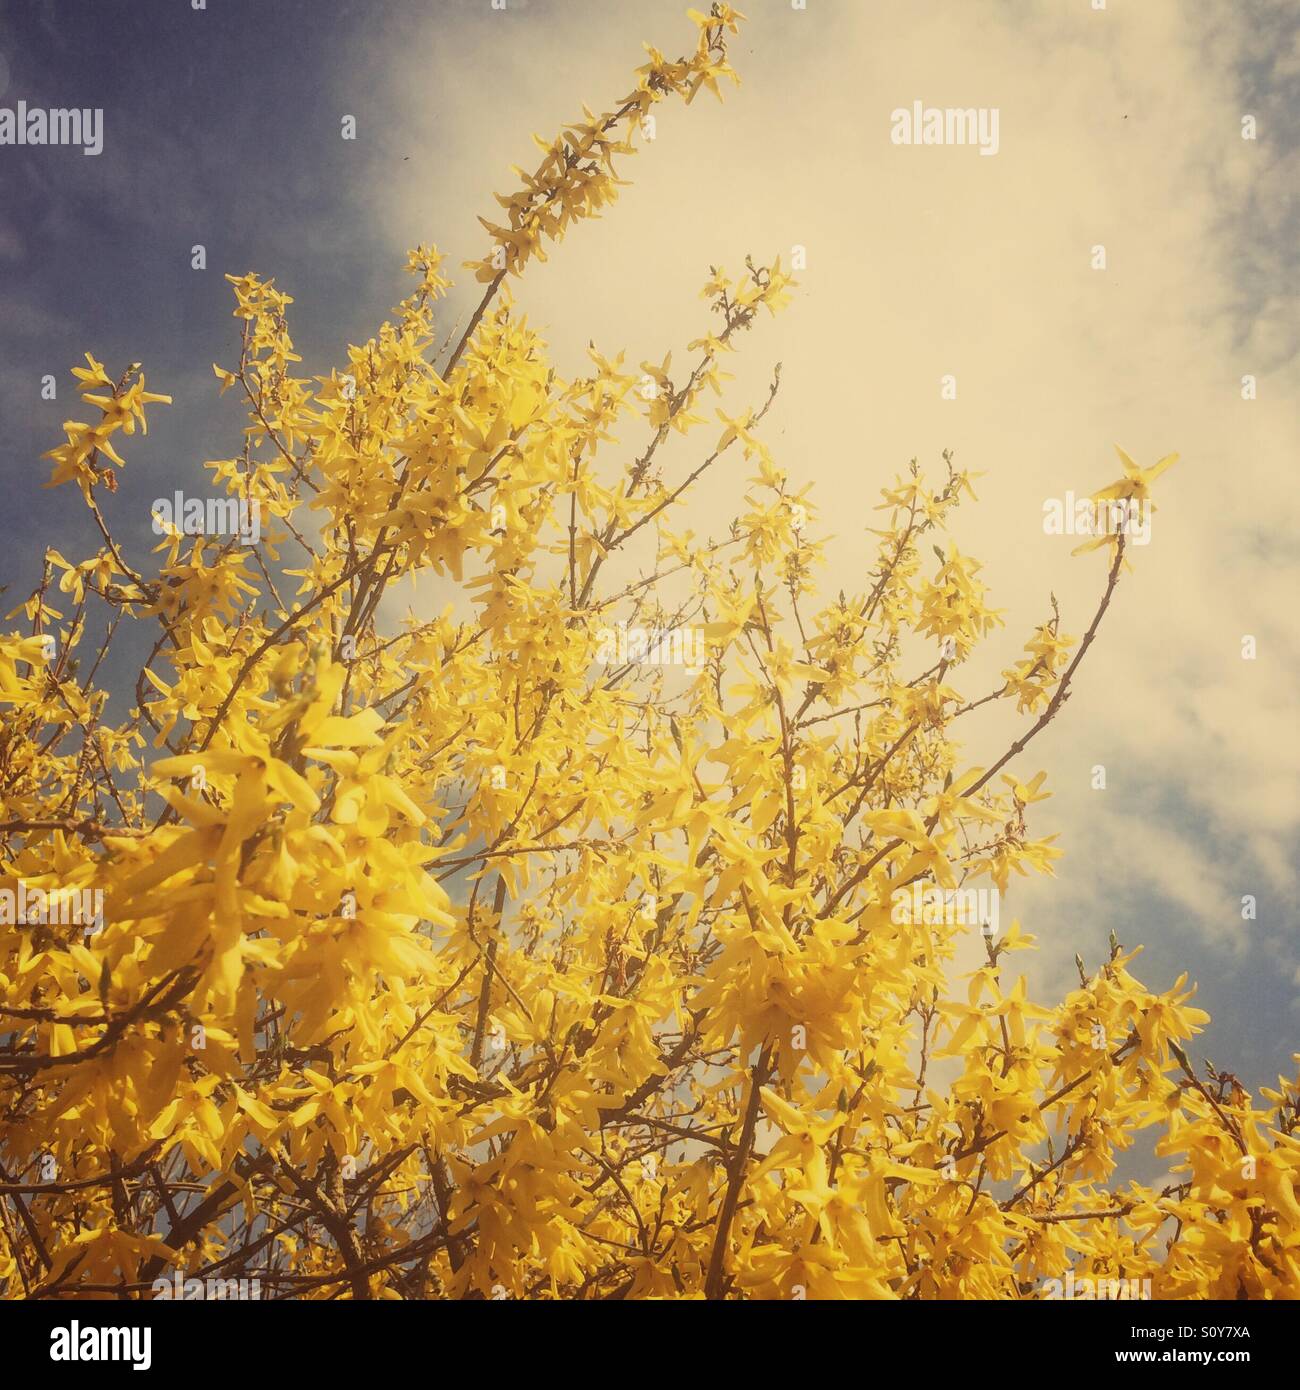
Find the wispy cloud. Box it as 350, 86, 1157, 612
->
366, 0, 1298, 1078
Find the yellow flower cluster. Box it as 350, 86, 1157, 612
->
1, 6, 1293, 1302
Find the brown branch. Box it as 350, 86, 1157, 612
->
704, 1044, 772, 1300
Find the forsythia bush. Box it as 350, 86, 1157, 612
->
2, 6, 1297, 1300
